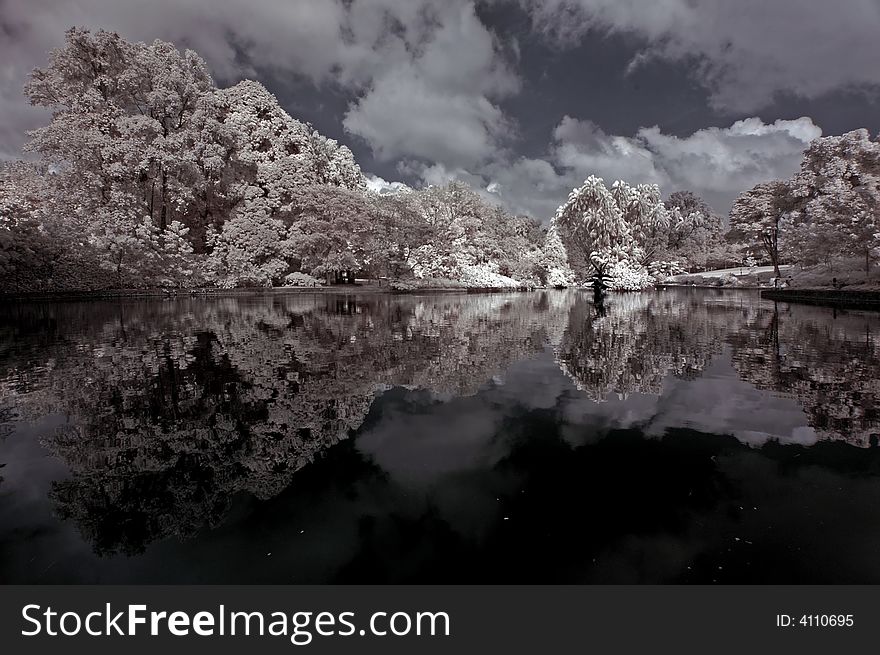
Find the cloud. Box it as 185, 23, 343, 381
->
424, 115, 820, 221
522, 0, 880, 112
636, 117, 821, 204
364, 174, 411, 195
343, 3, 519, 168
552, 116, 665, 186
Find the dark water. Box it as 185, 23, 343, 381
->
1, 289, 879, 583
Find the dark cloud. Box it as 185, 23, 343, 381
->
521, 0, 880, 113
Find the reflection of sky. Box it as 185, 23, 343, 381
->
360, 346, 819, 462
356, 344, 822, 497
641, 348, 818, 447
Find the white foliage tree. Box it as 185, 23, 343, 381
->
728, 180, 793, 277
540, 224, 575, 287
789, 129, 880, 273
553, 175, 660, 290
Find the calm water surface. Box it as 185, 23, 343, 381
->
1, 289, 879, 583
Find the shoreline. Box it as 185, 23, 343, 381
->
0, 284, 539, 302
659, 283, 765, 290
761, 287, 880, 309
19, 285, 878, 304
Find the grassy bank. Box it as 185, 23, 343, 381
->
761, 288, 880, 309
786, 258, 880, 292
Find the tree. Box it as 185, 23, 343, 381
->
219, 80, 365, 218
553, 176, 642, 286
363, 191, 436, 279
0, 162, 61, 289
789, 129, 880, 274
540, 225, 574, 287
22, 28, 235, 286
615, 181, 671, 265
11, 28, 558, 292
664, 190, 725, 270
206, 210, 292, 288
203, 81, 369, 286
396, 182, 541, 286
285, 184, 370, 282
25, 28, 217, 234
728, 180, 794, 277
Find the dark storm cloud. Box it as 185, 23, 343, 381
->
1, 0, 879, 218
521, 0, 880, 113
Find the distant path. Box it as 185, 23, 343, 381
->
670, 265, 793, 280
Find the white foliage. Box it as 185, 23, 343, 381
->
459, 264, 522, 288
607, 260, 654, 291
283, 272, 322, 287
553, 175, 666, 284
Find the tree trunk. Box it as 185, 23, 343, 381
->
771, 229, 780, 277
149, 181, 155, 223
160, 169, 168, 231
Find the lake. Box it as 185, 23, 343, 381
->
1, 288, 879, 583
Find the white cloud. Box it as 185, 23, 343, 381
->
343, 3, 519, 168
552, 116, 664, 187
365, 174, 411, 195
415, 115, 820, 221
637, 117, 822, 196
523, 0, 880, 112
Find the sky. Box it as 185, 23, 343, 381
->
2, 0, 880, 221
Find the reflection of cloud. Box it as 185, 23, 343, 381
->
356, 391, 505, 487
485, 348, 573, 411
645, 353, 819, 447
558, 390, 659, 449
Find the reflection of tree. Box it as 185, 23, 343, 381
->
729, 303, 880, 447
554, 290, 880, 447
555, 292, 725, 401
0, 292, 573, 554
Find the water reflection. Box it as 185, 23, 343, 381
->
0, 293, 570, 555
556, 292, 724, 401
0, 289, 878, 580
728, 302, 880, 446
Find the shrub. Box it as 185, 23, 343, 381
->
607, 260, 653, 291
647, 260, 686, 281
458, 264, 522, 288
283, 272, 322, 287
